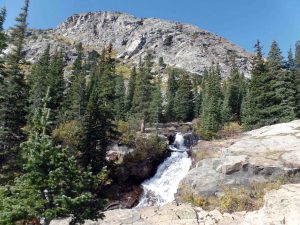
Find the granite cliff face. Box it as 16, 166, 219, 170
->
23, 11, 253, 76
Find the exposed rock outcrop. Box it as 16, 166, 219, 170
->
50, 184, 300, 225
23, 11, 253, 77
243, 184, 300, 225
179, 120, 300, 198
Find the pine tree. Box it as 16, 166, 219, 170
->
0, 0, 29, 183
125, 66, 137, 113
65, 43, 87, 121
80, 46, 117, 174
200, 66, 222, 138
222, 62, 246, 123
221, 89, 232, 123
192, 75, 202, 118
28, 45, 50, 118
0, 7, 7, 84
165, 69, 178, 122
132, 53, 154, 131
287, 48, 295, 70
114, 75, 126, 121
194, 69, 208, 120
149, 78, 163, 125
0, 89, 103, 225
266, 41, 295, 123
48, 50, 65, 125
174, 73, 194, 122
294, 41, 300, 118
242, 41, 268, 128
241, 86, 253, 126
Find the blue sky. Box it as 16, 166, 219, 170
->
1, 0, 300, 56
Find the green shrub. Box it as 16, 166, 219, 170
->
220, 187, 253, 213
218, 122, 242, 138
124, 134, 167, 163
179, 184, 219, 210
116, 120, 136, 145
52, 120, 83, 149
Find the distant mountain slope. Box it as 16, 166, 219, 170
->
23, 11, 253, 76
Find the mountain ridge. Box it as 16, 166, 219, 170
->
23, 11, 253, 76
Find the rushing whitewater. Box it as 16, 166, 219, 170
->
137, 133, 192, 207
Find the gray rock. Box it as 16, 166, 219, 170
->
22, 11, 253, 77
50, 185, 300, 225
243, 184, 300, 225
216, 155, 248, 175
179, 120, 300, 198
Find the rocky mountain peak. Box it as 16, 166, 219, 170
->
24, 11, 253, 77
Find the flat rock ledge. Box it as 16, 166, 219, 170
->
50, 184, 300, 225
180, 120, 300, 197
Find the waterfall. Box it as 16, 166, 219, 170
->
136, 133, 192, 207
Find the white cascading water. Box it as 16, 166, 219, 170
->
136, 133, 192, 207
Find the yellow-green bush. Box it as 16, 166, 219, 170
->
116, 120, 136, 145
218, 122, 242, 138
179, 184, 219, 210
220, 187, 253, 213
124, 134, 167, 163
52, 120, 83, 149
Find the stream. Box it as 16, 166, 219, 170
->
136, 133, 192, 207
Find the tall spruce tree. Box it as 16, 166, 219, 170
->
266, 41, 295, 123
132, 53, 154, 131
221, 61, 246, 123
294, 41, 300, 118
194, 69, 209, 121
149, 78, 163, 125
114, 75, 126, 121
48, 50, 65, 125
80, 46, 117, 174
0, 89, 103, 225
0, 7, 6, 84
0, 0, 29, 183
125, 66, 137, 113
174, 73, 194, 122
221, 86, 232, 123
200, 66, 222, 138
242, 41, 268, 128
65, 43, 87, 121
28, 45, 50, 118
241, 85, 252, 126
192, 75, 203, 118
165, 69, 178, 122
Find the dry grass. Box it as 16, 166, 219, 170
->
180, 178, 289, 213
191, 139, 233, 163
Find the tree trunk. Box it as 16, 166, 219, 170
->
140, 119, 145, 133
